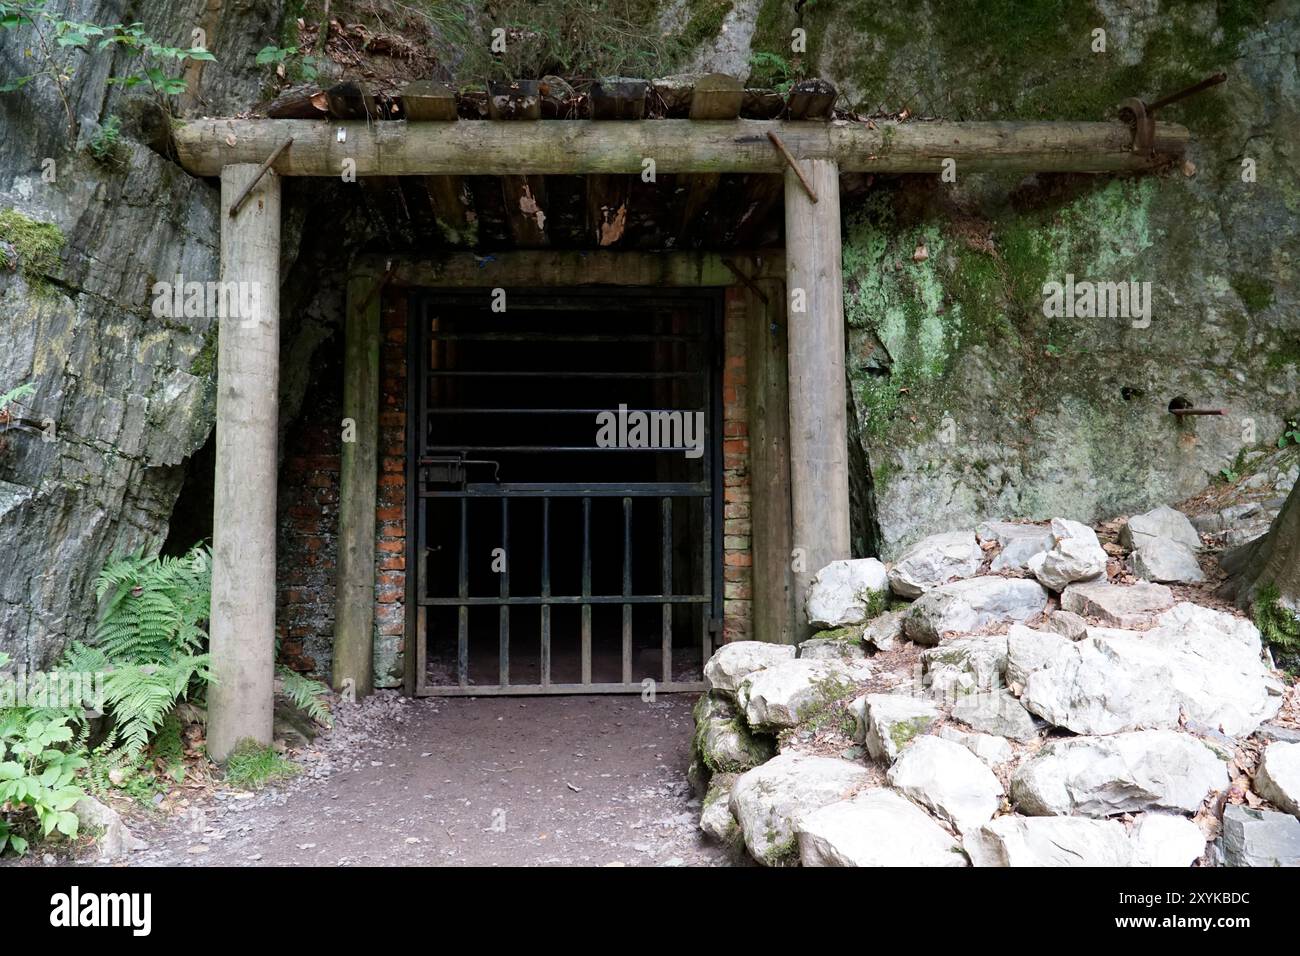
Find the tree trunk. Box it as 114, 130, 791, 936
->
1223, 476, 1300, 610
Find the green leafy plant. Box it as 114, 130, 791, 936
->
255, 44, 319, 82
277, 665, 332, 728
1218, 467, 1240, 485
749, 50, 794, 92
0, 382, 36, 414
0, 702, 86, 855
1254, 582, 1300, 673
86, 114, 124, 166
1278, 419, 1300, 449
61, 545, 213, 766
0, 2, 216, 131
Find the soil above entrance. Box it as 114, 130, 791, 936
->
125, 694, 733, 867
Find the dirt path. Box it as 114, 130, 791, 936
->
126, 693, 734, 867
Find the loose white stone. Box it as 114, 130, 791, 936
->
887, 735, 1004, 833
861, 693, 941, 764
798, 789, 967, 867
1120, 505, 1202, 552
1254, 741, 1300, 816
964, 816, 1134, 867
903, 576, 1049, 646
1027, 518, 1107, 591
805, 558, 890, 628
887, 530, 982, 598
1130, 813, 1207, 867
703, 640, 796, 694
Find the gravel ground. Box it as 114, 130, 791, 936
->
119, 693, 735, 867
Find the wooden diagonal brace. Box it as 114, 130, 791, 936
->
228, 137, 293, 217
766, 131, 819, 203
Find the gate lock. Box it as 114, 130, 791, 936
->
420, 454, 501, 488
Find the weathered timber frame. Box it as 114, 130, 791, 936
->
193, 112, 1186, 759
342, 252, 795, 699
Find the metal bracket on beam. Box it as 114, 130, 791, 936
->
1119, 72, 1225, 156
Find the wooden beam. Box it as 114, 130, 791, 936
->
784, 159, 850, 635
333, 272, 381, 698
489, 81, 548, 247
175, 119, 1188, 177
587, 80, 648, 247
208, 164, 281, 762
746, 277, 797, 644
678, 74, 744, 239
370, 250, 784, 288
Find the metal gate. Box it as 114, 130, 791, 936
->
408, 290, 722, 695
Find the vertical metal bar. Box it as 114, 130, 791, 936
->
457, 497, 468, 687
499, 496, 510, 687
540, 497, 551, 688
702, 470, 714, 669
622, 496, 633, 685
661, 496, 672, 686
581, 497, 592, 685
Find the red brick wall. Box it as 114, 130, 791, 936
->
373, 299, 407, 686
276, 347, 342, 675
722, 287, 753, 643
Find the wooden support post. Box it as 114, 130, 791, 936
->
783, 158, 850, 632
334, 272, 381, 697
746, 278, 797, 644
208, 164, 281, 763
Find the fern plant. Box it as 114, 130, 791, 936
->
1254, 581, 1300, 674
277, 665, 332, 728
62, 545, 213, 765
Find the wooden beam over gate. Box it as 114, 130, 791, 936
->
175, 118, 1186, 178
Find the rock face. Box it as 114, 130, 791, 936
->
1059, 580, 1173, 628
1011, 731, 1228, 816
1027, 519, 1107, 591
1220, 805, 1300, 867
886, 531, 981, 598
887, 735, 1003, 832
737, 658, 871, 729
1131, 814, 1207, 867
1254, 742, 1300, 816
952, 690, 1040, 742
903, 577, 1049, 646
1017, 603, 1281, 737
797, 789, 967, 867
0, 3, 284, 672
977, 521, 1054, 571
965, 816, 1133, 867
860, 693, 941, 763
691, 693, 775, 773
1120, 505, 1202, 552
921, 634, 1007, 699
729, 753, 872, 865
1127, 541, 1205, 584
703, 641, 796, 694
805, 558, 889, 627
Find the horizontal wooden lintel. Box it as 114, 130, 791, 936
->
175, 118, 1187, 178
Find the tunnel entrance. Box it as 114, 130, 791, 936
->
410, 289, 723, 695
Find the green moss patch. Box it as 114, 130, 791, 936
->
0, 208, 65, 292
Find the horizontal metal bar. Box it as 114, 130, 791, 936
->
421, 445, 705, 454
425, 407, 708, 416
422, 369, 700, 379
417, 682, 707, 697
418, 594, 710, 606
420, 481, 710, 497
427, 332, 705, 343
